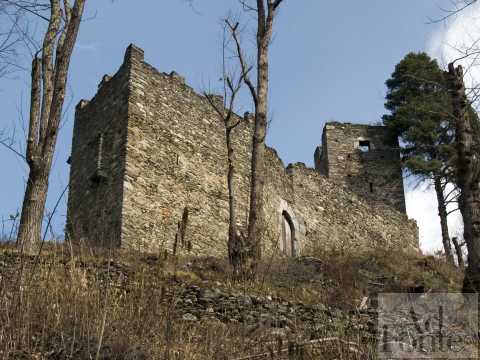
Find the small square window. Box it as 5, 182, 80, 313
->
358, 140, 371, 152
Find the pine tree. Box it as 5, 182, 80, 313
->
383, 52, 456, 263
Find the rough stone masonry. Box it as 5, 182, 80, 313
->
66, 44, 418, 257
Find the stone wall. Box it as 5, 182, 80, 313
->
286, 163, 417, 252
315, 122, 406, 213
120, 45, 253, 255
67, 44, 419, 257
66, 59, 131, 247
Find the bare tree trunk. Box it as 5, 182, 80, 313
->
204, 74, 245, 275
208, 1, 285, 277
17, 169, 48, 253
452, 237, 465, 268
245, 67, 267, 273
433, 175, 455, 264
447, 63, 480, 292
16, 0, 86, 254
244, 0, 284, 276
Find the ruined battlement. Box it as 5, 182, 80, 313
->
66, 44, 418, 257
314, 122, 406, 213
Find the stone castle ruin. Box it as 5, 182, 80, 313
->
314, 123, 406, 213
66, 44, 418, 256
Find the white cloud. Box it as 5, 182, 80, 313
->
427, 2, 480, 92
405, 181, 463, 255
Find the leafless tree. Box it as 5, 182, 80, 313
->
446, 62, 480, 292
14, 0, 86, 255
235, 0, 285, 276
407, 159, 461, 266
195, 0, 286, 276
204, 22, 252, 276
433, 175, 458, 264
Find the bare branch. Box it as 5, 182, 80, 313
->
447, 207, 461, 216
225, 18, 257, 105
0, 0, 50, 22
0, 135, 26, 160
444, 185, 460, 202
204, 93, 225, 120
428, 0, 477, 23
271, 0, 284, 11
238, 0, 257, 12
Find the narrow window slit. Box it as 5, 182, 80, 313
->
358, 140, 371, 152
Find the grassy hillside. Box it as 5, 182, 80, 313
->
0, 243, 463, 359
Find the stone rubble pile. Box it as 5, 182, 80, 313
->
163, 282, 378, 342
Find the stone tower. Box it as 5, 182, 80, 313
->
314, 122, 406, 213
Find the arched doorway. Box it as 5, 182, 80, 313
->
280, 211, 296, 257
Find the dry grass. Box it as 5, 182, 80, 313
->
197, 247, 463, 309
0, 243, 463, 359
0, 245, 265, 359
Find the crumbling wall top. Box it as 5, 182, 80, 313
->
325, 121, 384, 130
124, 43, 145, 65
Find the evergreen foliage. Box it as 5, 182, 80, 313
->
382, 52, 455, 180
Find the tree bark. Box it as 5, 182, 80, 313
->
245, 94, 267, 274
447, 63, 480, 292
433, 175, 455, 264
16, 168, 49, 254
245, 0, 279, 276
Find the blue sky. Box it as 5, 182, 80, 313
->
0, 0, 470, 252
